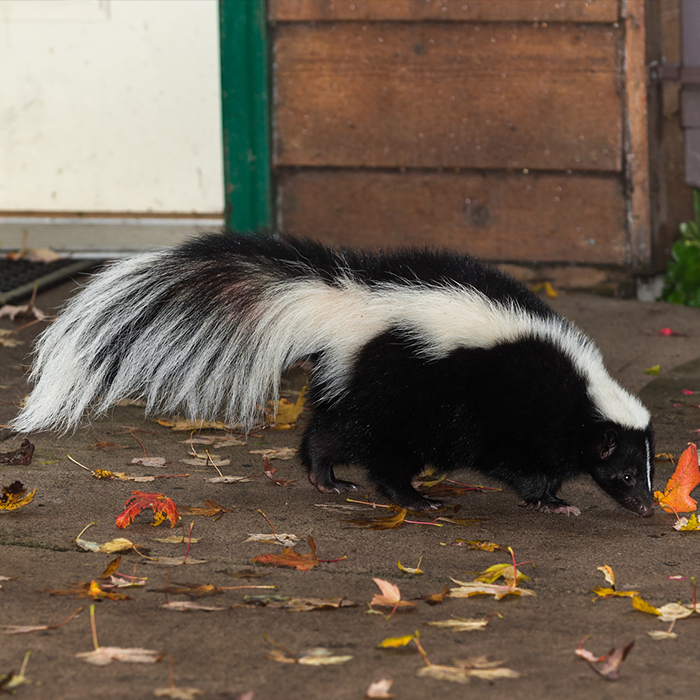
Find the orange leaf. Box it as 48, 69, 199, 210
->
654, 444, 700, 513
115, 491, 180, 529
253, 535, 319, 571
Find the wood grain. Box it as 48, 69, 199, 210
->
623, 0, 651, 268
277, 170, 627, 264
273, 22, 623, 171
269, 0, 620, 23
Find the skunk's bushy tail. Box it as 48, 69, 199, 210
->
10, 233, 360, 433
11, 232, 650, 434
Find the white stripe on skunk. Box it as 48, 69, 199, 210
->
11, 233, 654, 516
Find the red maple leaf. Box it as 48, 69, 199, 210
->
115, 491, 180, 529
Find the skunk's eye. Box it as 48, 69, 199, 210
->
622, 473, 633, 483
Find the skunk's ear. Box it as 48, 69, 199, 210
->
599, 429, 618, 460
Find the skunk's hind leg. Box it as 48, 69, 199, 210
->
371, 472, 441, 512
300, 424, 358, 494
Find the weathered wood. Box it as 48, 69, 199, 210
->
623, 0, 651, 268
277, 170, 627, 264
274, 22, 623, 171
269, 0, 620, 23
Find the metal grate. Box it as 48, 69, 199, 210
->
0, 258, 100, 304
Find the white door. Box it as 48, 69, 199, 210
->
0, 0, 224, 252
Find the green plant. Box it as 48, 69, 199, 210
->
663, 189, 700, 306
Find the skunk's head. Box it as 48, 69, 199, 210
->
584, 423, 655, 517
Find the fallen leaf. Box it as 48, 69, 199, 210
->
648, 630, 678, 641
449, 577, 536, 601
181, 457, 231, 468
179, 500, 233, 518
131, 457, 170, 468
435, 516, 488, 526
205, 475, 253, 484
370, 578, 417, 617
244, 596, 356, 612
463, 540, 504, 552
591, 564, 639, 598
179, 435, 246, 448
416, 585, 450, 605
44, 580, 131, 601
245, 533, 300, 547
267, 387, 306, 429
267, 646, 352, 666
7, 246, 62, 262
115, 491, 180, 529
365, 678, 395, 699
426, 617, 490, 632
249, 447, 297, 460
644, 365, 661, 376
473, 563, 530, 586
153, 535, 201, 544
160, 601, 227, 612
576, 641, 635, 681
655, 444, 700, 513
253, 535, 319, 571
262, 458, 297, 487
76, 646, 163, 666
0, 303, 46, 321
0, 330, 23, 347
674, 513, 700, 531
398, 557, 424, 575
0, 440, 34, 465
531, 281, 558, 298
153, 686, 204, 699
376, 633, 417, 649
144, 556, 207, 566
1, 607, 83, 634
349, 507, 407, 530
156, 418, 238, 432
632, 596, 695, 621
0, 481, 37, 511
416, 665, 471, 684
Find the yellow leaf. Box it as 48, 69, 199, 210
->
632, 596, 660, 615
0, 486, 36, 511
597, 565, 615, 587
674, 513, 700, 530
398, 556, 424, 575
99, 538, 136, 554
376, 634, 417, 649
644, 365, 661, 376
591, 586, 639, 599
269, 386, 307, 429
473, 563, 530, 585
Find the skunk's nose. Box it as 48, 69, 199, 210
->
639, 504, 654, 518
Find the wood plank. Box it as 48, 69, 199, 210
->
623, 0, 651, 268
273, 22, 623, 171
269, 0, 620, 23
277, 170, 627, 264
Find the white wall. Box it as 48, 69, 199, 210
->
0, 0, 224, 215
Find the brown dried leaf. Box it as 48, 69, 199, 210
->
0, 441, 34, 466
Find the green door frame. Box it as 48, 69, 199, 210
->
219, 0, 273, 232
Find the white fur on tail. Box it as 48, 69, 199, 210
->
11, 251, 649, 434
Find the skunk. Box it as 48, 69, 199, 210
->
11, 233, 655, 517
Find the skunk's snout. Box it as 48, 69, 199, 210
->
638, 504, 654, 518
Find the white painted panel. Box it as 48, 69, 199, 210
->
0, 0, 224, 214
